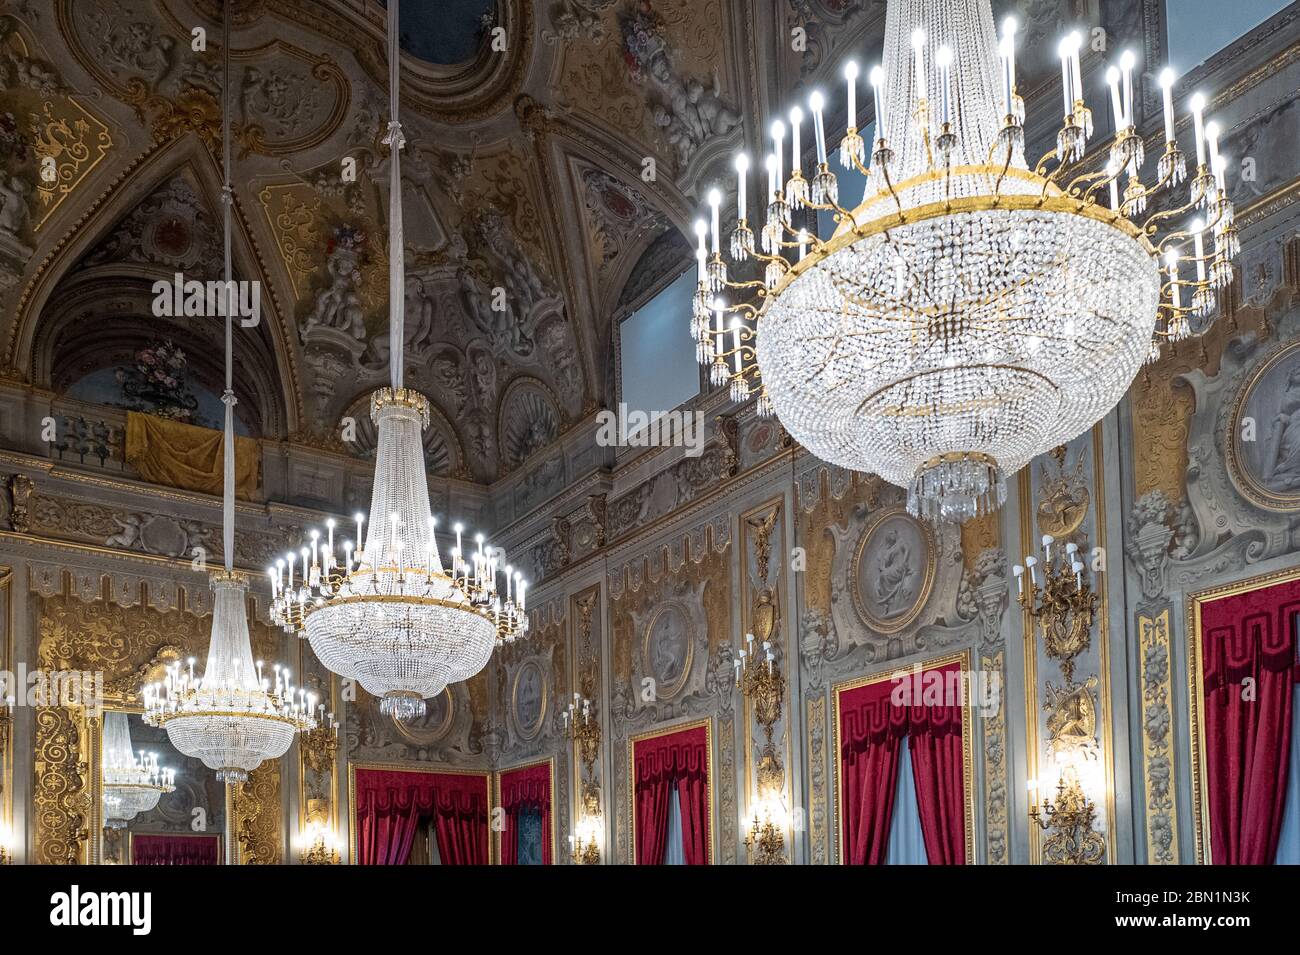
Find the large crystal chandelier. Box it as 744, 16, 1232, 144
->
143, 3, 316, 782
268, 0, 529, 722
102, 712, 175, 829
692, 0, 1236, 522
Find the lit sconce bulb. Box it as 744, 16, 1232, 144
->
707, 187, 722, 254
911, 29, 927, 105
1158, 67, 1176, 145
869, 65, 886, 141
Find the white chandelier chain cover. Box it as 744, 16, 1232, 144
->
267, 0, 529, 722
144, 2, 315, 783
692, 0, 1237, 523
101, 711, 175, 828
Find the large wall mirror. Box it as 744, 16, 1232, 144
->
94, 709, 226, 865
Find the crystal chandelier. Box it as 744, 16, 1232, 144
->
101, 712, 175, 829
143, 3, 315, 782
691, 0, 1237, 522
267, 0, 528, 722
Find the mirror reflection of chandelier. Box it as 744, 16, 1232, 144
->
101, 712, 175, 829
692, 0, 1237, 523
143, 2, 317, 782
267, 0, 529, 723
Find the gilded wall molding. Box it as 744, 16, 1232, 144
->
1137, 609, 1178, 863
230, 760, 283, 865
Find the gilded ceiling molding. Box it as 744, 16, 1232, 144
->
3, 134, 305, 431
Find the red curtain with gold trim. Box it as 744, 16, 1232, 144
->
633, 725, 710, 864
355, 769, 489, 865
499, 763, 552, 865
839, 662, 966, 864
1201, 579, 1300, 864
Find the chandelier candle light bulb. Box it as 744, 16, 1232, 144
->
688, 0, 1236, 524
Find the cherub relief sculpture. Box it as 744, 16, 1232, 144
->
303, 238, 366, 341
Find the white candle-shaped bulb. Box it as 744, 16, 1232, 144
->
1042, 534, 1055, 560
1106, 66, 1123, 129
1213, 151, 1227, 191
734, 153, 749, 221
911, 29, 926, 105
1204, 121, 1221, 179
694, 218, 708, 287
935, 45, 953, 126
1166, 249, 1182, 309
1013, 563, 1024, 595
843, 60, 859, 130
1057, 35, 1074, 117
798, 228, 809, 261
1192, 217, 1206, 280
809, 89, 828, 164
731, 318, 743, 375
1060, 32, 1081, 101
326, 518, 335, 555
765, 153, 777, 200
310, 529, 319, 568
454, 522, 463, 556
1000, 17, 1017, 116
1190, 93, 1207, 166
789, 105, 802, 178
870, 65, 886, 142
1119, 49, 1136, 126
707, 188, 721, 254
1158, 67, 1176, 144
770, 119, 785, 189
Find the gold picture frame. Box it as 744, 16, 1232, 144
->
1185, 564, 1300, 864
493, 755, 557, 865
849, 505, 937, 635
831, 649, 976, 865
1227, 339, 1300, 512
627, 717, 715, 865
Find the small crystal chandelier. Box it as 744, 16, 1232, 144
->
143, 2, 315, 782
267, 0, 528, 722
691, 0, 1237, 523
101, 712, 175, 829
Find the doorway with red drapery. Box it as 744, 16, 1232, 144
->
1192, 573, 1300, 864
835, 657, 972, 865
131, 832, 222, 865
631, 721, 712, 864
352, 766, 490, 865
497, 759, 553, 865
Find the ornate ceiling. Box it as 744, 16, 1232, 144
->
0, 0, 1116, 484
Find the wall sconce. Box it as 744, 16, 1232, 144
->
570, 807, 602, 866
1013, 533, 1100, 683
1027, 760, 1105, 865
736, 631, 787, 864
565, 692, 603, 865
299, 800, 339, 865
744, 791, 788, 866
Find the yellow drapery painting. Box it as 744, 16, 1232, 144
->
125, 412, 259, 500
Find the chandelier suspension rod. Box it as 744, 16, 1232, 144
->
385, 0, 406, 393
220, 0, 235, 574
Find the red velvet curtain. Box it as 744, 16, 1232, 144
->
839, 662, 966, 864
633, 725, 710, 864
1201, 580, 1300, 865
131, 833, 220, 865
355, 769, 489, 866
499, 762, 552, 865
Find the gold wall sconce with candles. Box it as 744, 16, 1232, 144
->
736, 632, 787, 865
563, 692, 603, 865
1014, 531, 1107, 864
